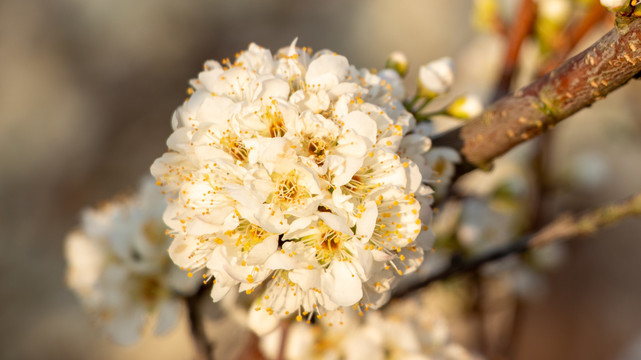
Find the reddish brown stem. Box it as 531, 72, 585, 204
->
539, 0, 609, 76
434, 16, 641, 169
186, 287, 214, 360
493, 0, 537, 100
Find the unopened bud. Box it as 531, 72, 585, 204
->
385, 51, 409, 77
600, 0, 631, 11
418, 57, 454, 99
446, 95, 483, 119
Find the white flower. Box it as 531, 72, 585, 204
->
258, 295, 483, 360
537, 0, 572, 23
152, 40, 434, 323
65, 177, 201, 345
418, 57, 455, 98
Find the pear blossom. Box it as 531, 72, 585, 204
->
537, 0, 572, 23
258, 295, 483, 360
65, 177, 201, 345
151, 40, 435, 323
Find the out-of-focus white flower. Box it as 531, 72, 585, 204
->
445, 94, 484, 119
418, 57, 455, 98
411, 123, 461, 197
65, 177, 201, 345
600, 0, 630, 11
259, 295, 482, 360
431, 147, 566, 299
385, 50, 409, 77
565, 150, 609, 190
151, 40, 436, 325
537, 0, 572, 23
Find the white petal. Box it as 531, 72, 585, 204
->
305, 54, 349, 88
342, 111, 377, 144
318, 212, 353, 235
248, 300, 281, 336
322, 261, 363, 306
154, 298, 181, 336
246, 234, 279, 264
356, 201, 378, 240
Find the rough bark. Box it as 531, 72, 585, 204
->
433, 17, 641, 169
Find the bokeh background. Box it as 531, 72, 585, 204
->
2, 0, 641, 359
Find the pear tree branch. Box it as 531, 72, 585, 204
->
434, 16, 641, 172
186, 286, 215, 360
392, 192, 641, 298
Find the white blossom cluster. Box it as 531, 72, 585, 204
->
64, 178, 201, 344
151, 40, 435, 323
259, 295, 483, 360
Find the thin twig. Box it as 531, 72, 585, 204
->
186, 286, 214, 360
492, 0, 537, 101
539, 0, 609, 76
471, 271, 489, 356
433, 16, 641, 172
392, 192, 641, 298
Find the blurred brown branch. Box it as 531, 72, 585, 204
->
186, 286, 215, 360
433, 16, 641, 172
392, 191, 641, 298
538, 0, 609, 76
492, 0, 537, 100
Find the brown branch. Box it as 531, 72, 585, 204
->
433, 16, 641, 170
186, 286, 214, 360
493, 0, 538, 100
392, 191, 641, 298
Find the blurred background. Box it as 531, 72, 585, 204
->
1, 0, 641, 359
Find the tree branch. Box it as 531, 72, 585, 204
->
186, 286, 214, 360
392, 191, 641, 298
493, 0, 537, 100
433, 16, 641, 170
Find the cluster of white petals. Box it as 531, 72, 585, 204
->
64, 178, 201, 344
259, 296, 483, 360
151, 40, 435, 322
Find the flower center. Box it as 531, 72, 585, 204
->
344, 172, 378, 198
263, 109, 286, 137
274, 170, 309, 207
306, 136, 332, 166
143, 220, 165, 245
221, 134, 248, 162
233, 220, 271, 252
301, 221, 351, 265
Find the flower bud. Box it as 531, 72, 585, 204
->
600, 0, 631, 11
385, 51, 409, 77
445, 94, 483, 119
418, 57, 454, 99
